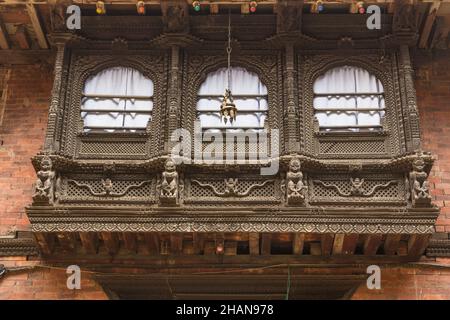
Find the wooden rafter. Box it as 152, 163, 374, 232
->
384, 234, 401, 255
419, 1, 442, 48
0, 17, 10, 49
26, 2, 48, 49
80, 232, 99, 254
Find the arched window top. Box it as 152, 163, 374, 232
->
84, 66, 154, 97
313, 65, 385, 132
198, 67, 267, 96
197, 67, 268, 132
82, 67, 154, 133
314, 65, 383, 94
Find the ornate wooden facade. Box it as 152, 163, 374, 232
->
12, 1, 442, 296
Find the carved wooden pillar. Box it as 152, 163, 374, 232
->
44, 34, 71, 152
399, 45, 421, 151
167, 45, 182, 151
284, 44, 300, 153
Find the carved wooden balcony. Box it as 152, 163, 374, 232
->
26, 150, 438, 262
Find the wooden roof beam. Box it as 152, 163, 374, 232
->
0, 18, 10, 49
419, 1, 442, 48
15, 25, 31, 49
26, 2, 49, 49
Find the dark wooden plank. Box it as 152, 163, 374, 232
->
144, 233, 160, 255
292, 233, 305, 255
384, 234, 402, 255
183, 241, 194, 255
56, 232, 76, 253
363, 234, 383, 256
122, 233, 137, 253
332, 234, 345, 255
204, 241, 216, 255
170, 234, 183, 254
79, 232, 98, 254
408, 234, 431, 257
249, 232, 259, 255
101, 232, 119, 255
0, 17, 10, 49
14, 25, 31, 50
310, 242, 322, 256
341, 234, 359, 255
193, 233, 204, 255
321, 234, 334, 256
224, 241, 237, 256
261, 233, 271, 255
33, 232, 54, 255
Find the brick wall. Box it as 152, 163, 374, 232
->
0, 256, 107, 300
0, 64, 51, 235
415, 50, 450, 233
352, 259, 450, 300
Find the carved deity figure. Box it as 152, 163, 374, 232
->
350, 177, 365, 196
276, 0, 302, 33
286, 157, 307, 205
162, 3, 189, 34
159, 158, 179, 205
224, 178, 238, 196
33, 157, 56, 205
409, 157, 432, 206
393, 1, 418, 33
102, 178, 113, 196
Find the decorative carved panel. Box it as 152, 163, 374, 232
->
59, 173, 157, 204
184, 174, 281, 204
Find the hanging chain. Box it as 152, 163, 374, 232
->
226, 9, 232, 90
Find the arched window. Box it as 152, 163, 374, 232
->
81, 67, 154, 132
196, 67, 268, 133
313, 65, 385, 132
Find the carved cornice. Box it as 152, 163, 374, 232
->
0, 237, 39, 257
27, 206, 438, 234
426, 238, 450, 257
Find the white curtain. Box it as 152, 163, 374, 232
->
82, 67, 154, 132
313, 65, 384, 130
197, 67, 268, 131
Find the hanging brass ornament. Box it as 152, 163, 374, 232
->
220, 11, 237, 124
220, 89, 237, 124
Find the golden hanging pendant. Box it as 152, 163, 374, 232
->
220, 89, 237, 124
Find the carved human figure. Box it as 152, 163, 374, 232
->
224, 178, 238, 196
33, 157, 56, 204
286, 158, 307, 204
393, 1, 417, 32
409, 157, 431, 206
350, 177, 365, 196
160, 158, 179, 204
276, 0, 302, 33
162, 4, 189, 33
102, 178, 113, 196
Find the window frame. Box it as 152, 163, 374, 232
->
195, 67, 270, 133
312, 65, 386, 133
80, 66, 155, 133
